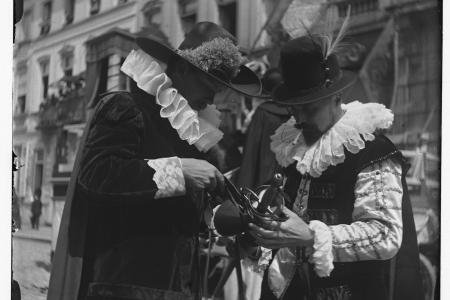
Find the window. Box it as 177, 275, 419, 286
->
181, 14, 196, 34
21, 10, 32, 40
90, 0, 101, 15
104, 54, 127, 91
143, 0, 162, 27
60, 47, 74, 77
16, 61, 27, 114
63, 56, 73, 77
218, 0, 236, 36
33, 149, 44, 192
40, 1, 52, 36
39, 58, 50, 100
17, 95, 26, 114
65, 0, 75, 25
43, 76, 49, 99
179, 0, 197, 35
118, 57, 128, 90
97, 56, 109, 95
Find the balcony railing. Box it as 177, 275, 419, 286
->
37, 74, 86, 130
330, 0, 380, 17
332, 0, 436, 16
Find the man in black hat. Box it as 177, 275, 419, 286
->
48, 22, 261, 300
248, 35, 423, 300
238, 68, 290, 190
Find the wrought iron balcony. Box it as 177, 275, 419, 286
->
330, 0, 437, 16
328, 0, 380, 17
37, 74, 86, 130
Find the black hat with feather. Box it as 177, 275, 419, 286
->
136, 22, 262, 97
273, 7, 356, 105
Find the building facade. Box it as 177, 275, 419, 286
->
12, 0, 271, 250
14, 0, 142, 230
13, 0, 440, 296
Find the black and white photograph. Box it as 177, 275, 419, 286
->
9, 0, 444, 299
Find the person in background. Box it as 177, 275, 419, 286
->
30, 188, 42, 230
215, 68, 289, 300
238, 68, 290, 190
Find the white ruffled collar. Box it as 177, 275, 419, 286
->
120, 49, 223, 152
270, 101, 394, 177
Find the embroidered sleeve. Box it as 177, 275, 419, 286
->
328, 158, 403, 262
146, 157, 186, 199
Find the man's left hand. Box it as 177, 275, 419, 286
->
248, 207, 314, 249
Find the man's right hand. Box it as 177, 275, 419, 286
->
180, 158, 225, 193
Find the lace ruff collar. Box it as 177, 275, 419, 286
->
121, 49, 223, 152
270, 101, 394, 177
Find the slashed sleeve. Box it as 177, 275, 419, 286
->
77, 93, 185, 201
308, 158, 403, 276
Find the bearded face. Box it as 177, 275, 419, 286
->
296, 122, 323, 145
291, 94, 344, 145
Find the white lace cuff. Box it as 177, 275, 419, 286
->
241, 247, 272, 274
308, 220, 334, 277
147, 157, 186, 199
258, 247, 273, 270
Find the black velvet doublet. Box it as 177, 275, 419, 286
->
49, 90, 208, 300
260, 135, 424, 300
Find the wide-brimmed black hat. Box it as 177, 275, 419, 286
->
136, 22, 262, 97
273, 35, 356, 105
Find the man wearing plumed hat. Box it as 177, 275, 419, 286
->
47, 22, 262, 300
248, 21, 424, 300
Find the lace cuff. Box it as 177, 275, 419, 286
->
308, 220, 334, 277
242, 247, 272, 274
147, 157, 186, 199
258, 247, 272, 270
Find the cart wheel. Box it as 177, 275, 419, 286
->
419, 253, 436, 300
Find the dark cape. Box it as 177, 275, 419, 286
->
48, 89, 208, 300
237, 101, 290, 189
260, 135, 424, 300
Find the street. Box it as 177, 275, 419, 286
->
12, 227, 52, 300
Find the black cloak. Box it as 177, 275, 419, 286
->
48, 90, 208, 300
